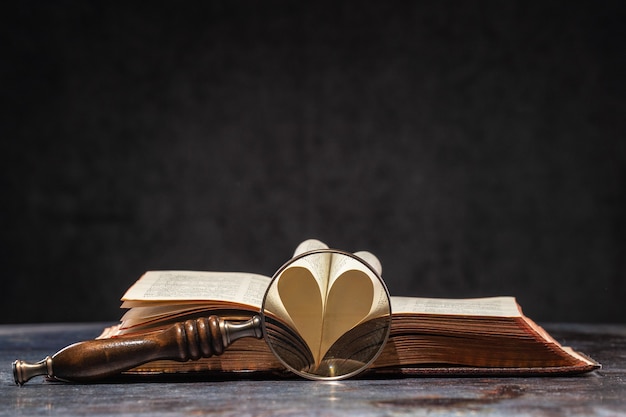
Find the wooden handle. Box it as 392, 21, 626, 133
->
13, 315, 262, 385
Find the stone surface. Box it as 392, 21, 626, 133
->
1, 322, 625, 416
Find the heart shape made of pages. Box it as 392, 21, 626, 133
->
277, 266, 374, 367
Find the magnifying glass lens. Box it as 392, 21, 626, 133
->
261, 250, 391, 380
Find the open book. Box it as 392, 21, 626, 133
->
262, 239, 389, 369
105, 240, 599, 377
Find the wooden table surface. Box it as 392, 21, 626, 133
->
1, 322, 624, 416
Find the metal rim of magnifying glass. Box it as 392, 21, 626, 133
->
260, 248, 392, 381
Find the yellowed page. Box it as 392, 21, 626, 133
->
285, 251, 331, 294
320, 266, 373, 362
349, 251, 387, 319
273, 266, 324, 364
353, 250, 382, 276
317, 250, 386, 363
327, 251, 387, 319
390, 296, 522, 317
250, 239, 329, 336
262, 275, 298, 331
121, 270, 271, 308
272, 239, 377, 359
292, 238, 329, 257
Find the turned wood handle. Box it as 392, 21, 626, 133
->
13, 315, 262, 385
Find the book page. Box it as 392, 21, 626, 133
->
273, 241, 385, 367
272, 261, 326, 366
284, 251, 332, 297
328, 253, 371, 289
353, 250, 382, 276
321, 256, 375, 363
390, 296, 522, 317
263, 278, 297, 328
292, 238, 329, 257
121, 270, 271, 309
328, 251, 387, 319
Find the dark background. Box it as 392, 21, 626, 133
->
2, 1, 624, 324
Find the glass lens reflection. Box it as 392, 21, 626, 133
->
262, 250, 391, 380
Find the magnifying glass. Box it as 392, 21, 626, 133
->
14, 249, 392, 384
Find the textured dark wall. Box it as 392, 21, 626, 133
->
2, 2, 624, 324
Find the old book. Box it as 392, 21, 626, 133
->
102, 241, 599, 377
